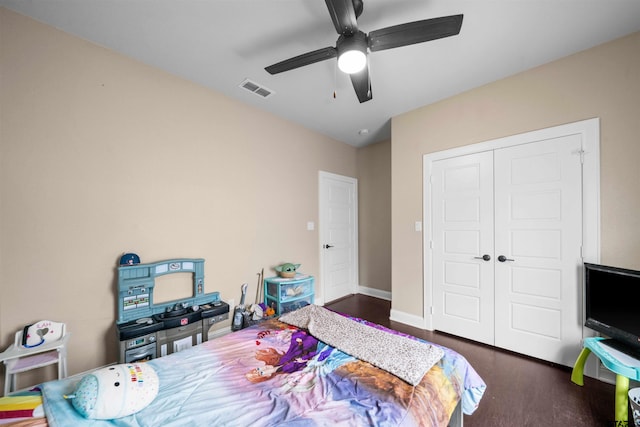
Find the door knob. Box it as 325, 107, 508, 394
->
474, 254, 491, 261
323, 244, 334, 249
498, 255, 514, 262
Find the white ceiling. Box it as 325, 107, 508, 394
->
2, 0, 640, 148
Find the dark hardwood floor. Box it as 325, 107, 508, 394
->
325, 294, 618, 427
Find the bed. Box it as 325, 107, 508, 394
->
3, 305, 486, 427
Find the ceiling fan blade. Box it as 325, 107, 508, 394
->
265, 47, 337, 75
349, 64, 372, 103
368, 14, 463, 52
324, 0, 358, 35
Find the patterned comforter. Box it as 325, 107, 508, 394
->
39, 309, 486, 426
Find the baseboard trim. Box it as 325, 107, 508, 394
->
357, 286, 391, 301
208, 326, 232, 339
389, 308, 428, 329
320, 289, 427, 330
357, 289, 429, 330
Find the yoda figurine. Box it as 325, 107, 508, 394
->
275, 263, 300, 278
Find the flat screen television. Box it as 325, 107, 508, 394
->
584, 262, 640, 353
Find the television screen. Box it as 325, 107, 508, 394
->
584, 262, 640, 351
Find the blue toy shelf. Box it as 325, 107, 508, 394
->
264, 275, 314, 315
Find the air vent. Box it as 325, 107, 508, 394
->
239, 79, 274, 99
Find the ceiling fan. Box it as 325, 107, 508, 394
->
265, 0, 463, 103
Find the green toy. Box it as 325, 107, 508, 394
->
275, 263, 300, 278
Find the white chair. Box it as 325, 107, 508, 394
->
0, 322, 70, 396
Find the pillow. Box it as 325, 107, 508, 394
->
67, 363, 159, 419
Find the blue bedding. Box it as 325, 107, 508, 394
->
40, 312, 485, 426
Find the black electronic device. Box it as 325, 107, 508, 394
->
584, 262, 640, 355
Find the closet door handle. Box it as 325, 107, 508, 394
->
498, 255, 514, 262
323, 244, 334, 249
474, 254, 491, 261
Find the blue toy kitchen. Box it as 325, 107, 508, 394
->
115, 258, 229, 363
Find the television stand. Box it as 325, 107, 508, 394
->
572, 337, 640, 425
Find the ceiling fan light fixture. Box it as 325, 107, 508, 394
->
337, 31, 368, 74
338, 50, 366, 74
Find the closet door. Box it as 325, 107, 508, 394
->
493, 136, 583, 366
431, 151, 495, 345
431, 135, 584, 366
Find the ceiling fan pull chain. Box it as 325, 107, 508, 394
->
333, 61, 337, 99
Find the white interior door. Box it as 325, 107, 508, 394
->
430, 135, 584, 366
431, 151, 495, 345
493, 135, 583, 366
319, 171, 358, 303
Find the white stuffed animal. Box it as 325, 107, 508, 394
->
66, 363, 159, 419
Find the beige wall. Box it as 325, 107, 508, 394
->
391, 31, 640, 317
0, 8, 357, 388
3, 5, 637, 392
357, 139, 391, 293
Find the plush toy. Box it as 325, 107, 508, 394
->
65, 363, 159, 419
22, 320, 64, 348
274, 263, 300, 278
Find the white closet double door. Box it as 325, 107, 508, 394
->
431, 135, 583, 366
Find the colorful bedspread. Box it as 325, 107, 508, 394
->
40, 311, 485, 427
